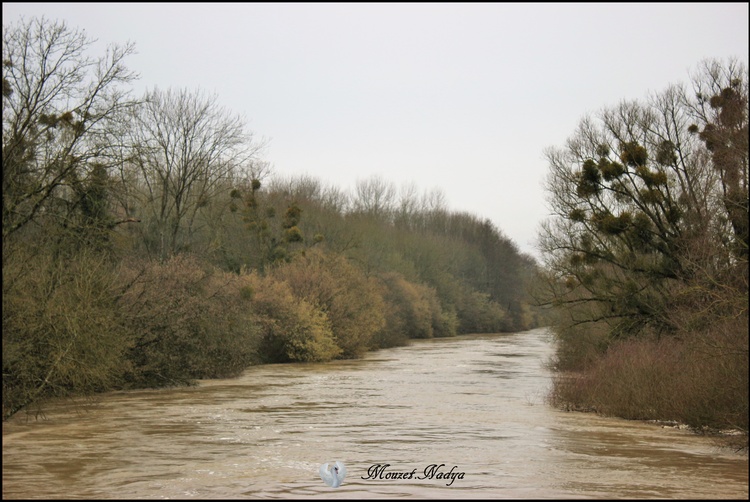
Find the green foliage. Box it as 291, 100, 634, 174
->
598, 159, 626, 181
638, 187, 664, 204
593, 211, 631, 235
2, 17, 137, 240
691, 64, 748, 260
629, 212, 654, 250
619, 141, 648, 167
655, 141, 678, 166
283, 203, 302, 228
455, 288, 508, 333
540, 68, 745, 341
569, 208, 586, 222
635, 165, 668, 187
432, 305, 459, 338
576, 159, 601, 197
284, 226, 303, 243
240, 188, 308, 268
595, 144, 610, 157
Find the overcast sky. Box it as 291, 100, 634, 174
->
3, 3, 748, 258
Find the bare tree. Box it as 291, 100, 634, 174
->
125, 87, 264, 259
352, 175, 396, 218
2, 17, 138, 240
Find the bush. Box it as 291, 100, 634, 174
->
432, 304, 459, 338
375, 272, 457, 346
455, 287, 508, 333
116, 255, 260, 387
2, 247, 131, 419
547, 319, 611, 372
244, 272, 341, 363
377, 272, 433, 341
271, 249, 386, 358
549, 327, 748, 440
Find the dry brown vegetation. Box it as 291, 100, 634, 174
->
539, 58, 748, 446
2, 18, 538, 420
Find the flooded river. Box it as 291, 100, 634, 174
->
2, 328, 748, 499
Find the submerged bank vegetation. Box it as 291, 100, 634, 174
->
537, 58, 748, 446
2, 18, 538, 420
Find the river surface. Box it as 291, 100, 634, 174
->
2, 328, 748, 499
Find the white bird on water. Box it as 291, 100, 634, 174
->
319, 461, 347, 488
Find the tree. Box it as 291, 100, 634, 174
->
2, 17, 139, 418
124, 87, 263, 260
2, 17, 138, 243
237, 177, 313, 270
686, 58, 748, 262
539, 58, 748, 342
352, 175, 396, 219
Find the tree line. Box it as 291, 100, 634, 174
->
2, 17, 539, 420
537, 57, 748, 443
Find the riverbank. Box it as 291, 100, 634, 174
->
4, 329, 748, 499
548, 356, 749, 453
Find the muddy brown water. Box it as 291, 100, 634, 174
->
2, 328, 748, 499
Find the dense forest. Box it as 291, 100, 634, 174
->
2, 18, 539, 420
537, 57, 748, 445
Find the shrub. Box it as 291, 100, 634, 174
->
244, 272, 340, 363
271, 249, 386, 358
377, 272, 433, 341
455, 287, 508, 333
2, 247, 131, 419
547, 320, 611, 372
549, 328, 748, 440
116, 255, 260, 387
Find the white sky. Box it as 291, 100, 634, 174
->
3, 3, 748, 258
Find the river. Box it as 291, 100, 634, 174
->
2, 328, 748, 499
